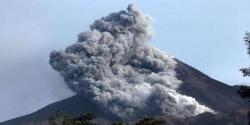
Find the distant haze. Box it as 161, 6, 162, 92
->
0, 0, 250, 122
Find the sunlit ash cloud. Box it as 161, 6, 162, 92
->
50, 4, 213, 120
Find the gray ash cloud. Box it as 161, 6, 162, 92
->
50, 4, 213, 120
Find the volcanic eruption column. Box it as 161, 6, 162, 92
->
50, 4, 213, 120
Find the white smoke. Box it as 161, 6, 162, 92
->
50, 4, 213, 120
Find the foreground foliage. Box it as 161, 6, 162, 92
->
239, 32, 250, 125
48, 111, 97, 125
238, 86, 250, 125
48, 111, 165, 125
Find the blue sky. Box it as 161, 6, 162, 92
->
1, 0, 250, 122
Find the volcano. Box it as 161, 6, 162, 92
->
1, 59, 249, 125
1, 4, 249, 125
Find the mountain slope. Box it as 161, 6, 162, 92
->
0, 92, 120, 125
1, 59, 249, 125
176, 59, 249, 113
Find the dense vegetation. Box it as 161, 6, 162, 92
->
47, 111, 165, 125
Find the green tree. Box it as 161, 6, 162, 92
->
112, 121, 127, 125
239, 32, 250, 125
135, 117, 165, 125
62, 114, 73, 125
240, 32, 250, 76
48, 116, 57, 125
72, 113, 96, 125
48, 111, 97, 125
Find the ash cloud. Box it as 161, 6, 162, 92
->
50, 4, 213, 120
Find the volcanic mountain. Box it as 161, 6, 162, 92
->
1, 59, 249, 125
1, 4, 249, 125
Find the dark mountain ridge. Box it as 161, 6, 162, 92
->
176, 59, 249, 112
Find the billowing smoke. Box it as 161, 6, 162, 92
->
50, 4, 213, 120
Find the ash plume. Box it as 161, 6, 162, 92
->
50, 4, 213, 120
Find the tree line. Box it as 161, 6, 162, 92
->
48, 110, 165, 125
